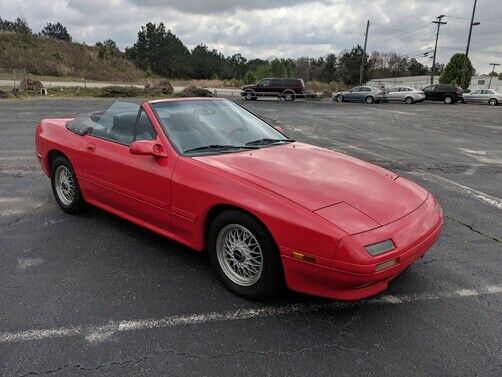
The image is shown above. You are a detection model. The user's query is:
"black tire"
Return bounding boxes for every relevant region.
[336,94,343,102]
[444,95,453,104]
[489,98,498,106]
[244,90,255,101]
[282,90,295,102]
[50,156,87,214]
[208,210,283,299]
[405,96,414,104]
[366,96,374,104]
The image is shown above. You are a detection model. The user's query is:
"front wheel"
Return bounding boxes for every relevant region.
[489,98,498,106]
[444,96,453,104]
[208,211,283,299]
[336,94,343,102]
[51,156,87,214]
[366,96,375,104]
[405,96,414,104]
[244,91,255,101]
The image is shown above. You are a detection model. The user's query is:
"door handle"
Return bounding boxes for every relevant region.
[86,143,96,152]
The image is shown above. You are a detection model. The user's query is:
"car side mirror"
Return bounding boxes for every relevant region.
[130,140,167,158]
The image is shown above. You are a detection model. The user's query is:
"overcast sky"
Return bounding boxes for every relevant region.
[3,0,502,73]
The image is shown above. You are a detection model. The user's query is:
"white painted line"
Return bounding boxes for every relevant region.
[0,209,24,217]
[0,285,500,344]
[0,197,23,203]
[0,156,34,161]
[411,172,502,210]
[17,258,44,270]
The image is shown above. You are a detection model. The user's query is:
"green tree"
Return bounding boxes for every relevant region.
[190,44,228,79]
[321,53,337,82]
[126,22,191,78]
[227,53,247,79]
[338,45,372,85]
[0,17,32,34]
[270,59,286,77]
[254,63,272,80]
[439,53,474,89]
[499,72,502,80]
[40,22,72,41]
[95,39,120,59]
[243,70,257,84]
[407,58,428,76]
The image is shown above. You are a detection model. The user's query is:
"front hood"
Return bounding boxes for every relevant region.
[195,143,428,227]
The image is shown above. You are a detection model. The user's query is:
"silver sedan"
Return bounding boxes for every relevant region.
[334,86,386,104]
[385,86,425,104]
[463,89,502,106]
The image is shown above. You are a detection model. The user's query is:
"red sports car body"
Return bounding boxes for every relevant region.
[35,98,443,300]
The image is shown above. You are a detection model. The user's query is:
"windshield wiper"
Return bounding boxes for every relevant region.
[245,138,295,146]
[184,144,259,154]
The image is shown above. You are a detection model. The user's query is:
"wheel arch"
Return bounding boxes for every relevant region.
[47,149,70,177]
[204,204,280,254]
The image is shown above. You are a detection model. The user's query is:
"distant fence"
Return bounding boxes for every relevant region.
[0,68,27,90]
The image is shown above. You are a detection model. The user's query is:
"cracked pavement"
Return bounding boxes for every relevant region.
[0,98,501,376]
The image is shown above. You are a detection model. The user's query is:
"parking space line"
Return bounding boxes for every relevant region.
[0,284,500,344]
[411,172,502,210]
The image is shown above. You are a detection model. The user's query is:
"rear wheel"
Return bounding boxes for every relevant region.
[51,156,87,214]
[405,96,414,104]
[489,98,498,106]
[208,211,283,299]
[444,95,453,104]
[282,90,295,102]
[366,96,374,104]
[336,94,343,102]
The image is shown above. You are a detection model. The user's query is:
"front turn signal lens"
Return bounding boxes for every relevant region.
[364,239,395,256]
[375,258,398,272]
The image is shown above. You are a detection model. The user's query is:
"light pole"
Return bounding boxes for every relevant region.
[488,63,500,89]
[460,0,480,88]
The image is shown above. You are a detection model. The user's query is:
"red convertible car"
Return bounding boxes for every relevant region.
[35,98,443,300]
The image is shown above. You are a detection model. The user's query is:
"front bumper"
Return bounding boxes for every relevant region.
[281,195,443,300]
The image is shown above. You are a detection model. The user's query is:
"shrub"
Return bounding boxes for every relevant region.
[99,86,141,97]
[20,78,43,92]
[151,80,174,94]
[177,85,213,97]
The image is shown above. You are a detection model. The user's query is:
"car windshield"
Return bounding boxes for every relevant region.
[151,99,291,155]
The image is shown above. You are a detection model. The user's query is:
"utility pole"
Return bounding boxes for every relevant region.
[461,0,480,89]
[488,63,500,89]
[430,15,447,85]
[359,20,370,86]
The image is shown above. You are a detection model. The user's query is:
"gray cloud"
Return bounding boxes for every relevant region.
[2,0,501,72]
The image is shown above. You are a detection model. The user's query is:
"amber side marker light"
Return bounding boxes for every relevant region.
[292,251,316,263]
[375,258,398,272]
[364,239,395,256]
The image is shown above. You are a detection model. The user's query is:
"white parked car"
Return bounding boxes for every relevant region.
[385,86,425,104]
[463,89,501,106]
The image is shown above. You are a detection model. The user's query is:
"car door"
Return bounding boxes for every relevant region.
[423,85,436,100]
[256,79,271,97]
[269,79,283,97]
[468,89,482,102]
[76,102,175,230]
[480,90,492,103]
[345,87,360,101]
[387,88,400,101]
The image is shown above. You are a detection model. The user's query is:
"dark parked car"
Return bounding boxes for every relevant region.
[422,84,463,104]
[241,78,305,101]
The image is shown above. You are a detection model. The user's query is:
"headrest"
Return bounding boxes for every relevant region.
[112,112,137,132]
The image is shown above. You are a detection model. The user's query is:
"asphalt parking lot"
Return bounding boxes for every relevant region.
[0,97,501,376]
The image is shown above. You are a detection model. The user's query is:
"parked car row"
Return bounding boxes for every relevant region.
[241,78,501,106]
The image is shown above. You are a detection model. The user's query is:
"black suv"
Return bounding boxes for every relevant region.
[422,84,464,104]
[241,78,305,101]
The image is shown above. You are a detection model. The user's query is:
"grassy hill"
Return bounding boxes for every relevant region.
[0,32,149,82]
